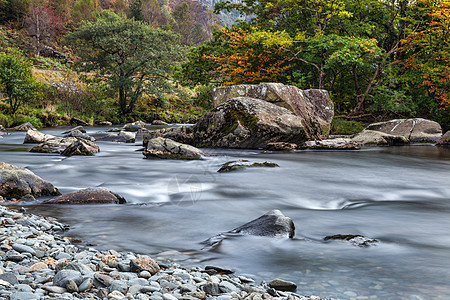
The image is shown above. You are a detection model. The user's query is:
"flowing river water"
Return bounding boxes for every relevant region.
[1,126,450,300]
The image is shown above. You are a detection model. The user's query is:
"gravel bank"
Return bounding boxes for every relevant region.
[0,206,329,300]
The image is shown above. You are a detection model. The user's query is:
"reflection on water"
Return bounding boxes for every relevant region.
[1,127,450,299]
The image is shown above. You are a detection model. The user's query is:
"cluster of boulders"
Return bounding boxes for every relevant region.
[0,206,328,300]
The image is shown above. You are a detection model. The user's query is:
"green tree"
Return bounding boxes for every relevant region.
[0,49,42,114]
[65,10,183,115]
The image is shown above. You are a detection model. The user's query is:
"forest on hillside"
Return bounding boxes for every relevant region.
[0,0,449,131]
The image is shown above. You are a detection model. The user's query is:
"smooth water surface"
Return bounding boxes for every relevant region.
[1,127,449,300]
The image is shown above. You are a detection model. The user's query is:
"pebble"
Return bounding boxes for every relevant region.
[0,205,324,300]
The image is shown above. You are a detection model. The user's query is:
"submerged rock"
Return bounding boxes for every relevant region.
[0,162,60,198]
[365,118,442,143]
[217,160,279,173]
[352,130,409,146]
[212,83,334,138]
[324,234,378,247]
[305,138,360,150]
[193,97,308,149]
[203,210,295,249]
[61,139,100,156]
[42,187,126,204]
[143,137,205,160]
[97,131,136,143]
[436,130,450,147]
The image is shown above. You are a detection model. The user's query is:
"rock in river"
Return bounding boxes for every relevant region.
[203,210,295,249]
[0,162,60,198]
[143,137,205,160]
[42,187,126,204]
[193,97,309,149]
[217,160,279,173]
[324,234,378,247]
[364,118,442,143]
[436,130,450,147]
[61,139,100,156]
[212,83,334,138]
[97,131,136,143]
[352,130,409,146]
[24,130,56,144]
[8,122,36,131]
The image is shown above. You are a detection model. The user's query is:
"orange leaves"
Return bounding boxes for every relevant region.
[203,27,291,86]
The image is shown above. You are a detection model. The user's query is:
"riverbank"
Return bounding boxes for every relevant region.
[0,205,326,300]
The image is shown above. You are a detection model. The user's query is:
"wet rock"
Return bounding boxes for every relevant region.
[19,194,36,202]
[130,255,160,275]
[63,129,95,141]
[265,142,298,151]
[8,122,36,131]
[53,269,83,287]
[365,118,442,143]
[217,160,279,173]
[436,130,450,147]
[97,121,113,126]
[97,131,136,143]
[212,83,334,138]
[70,117,90,126]
[0,162,60,198]
[152,120,168,126]
[204,266,234,275]
[352,130,410,146]
[143,137,205,160]
[269,278,297,292]
[324,234,378,247]
[62,126,86,134]
[143,126,194,146]
[305,138,360,150]
[29,137,79,153]
[42,187,126,204]
[203,210,295,249]
[24,130,56,144]
[61,139,100,156]
[193,97,309,149]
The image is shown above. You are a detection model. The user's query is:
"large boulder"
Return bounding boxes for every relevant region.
[24,130,57,144]
[203,210,295,249]
[436,130,450,147]
[61,139,100,156]
[143,126,194,147]
[143,137,205,160]
[97,131,136,143]
[305,138,360,150]
[365,118,442,143]
[213,83,334,138]
[352,130,410,146]
[192,97,309,149]
[42,187,126,204]
[0,162,60,198]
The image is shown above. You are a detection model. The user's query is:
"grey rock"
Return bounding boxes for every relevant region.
[143,126,194,146]
[130,255,160,275]
[24,130,56,144]
[29,137,79,153]
[61,139,100,156]
[212,83,334,138]
[219,281,239,293]
[436,130,450,147]
[12,244,36,256]
[162,293,178,300]
[8,123,36,131]
[42,187,126,205]
[109,279,128,294]
[352,130,410,146]
[63,126,86,134]
[269,278,297,292]
[53,270,83,287]
[16,284,33,292]
[65,279,79,292]
[63,129,95,141]
[128,284,143,295]
[54,252,72,260]
[42,285,67,293]
[97,131,136,143]
[180,283,197,293]
[94,273,114,286]
[10,292,40,300]
[152,120,168,126]
[0,162,60,198]
[18,194,36,202]
[324,234,378,247]
[217,160,279,173]
[143,137,205,160]
[203,283,220,296]
[0,272,19,285]
[304,138,360,150]
[78,278,93,292]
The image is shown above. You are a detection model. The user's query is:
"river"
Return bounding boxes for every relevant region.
[1,126,449,300]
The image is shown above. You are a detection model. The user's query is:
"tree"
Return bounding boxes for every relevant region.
[65,11,183,115]
[72,0,98,27]
[25,6,64,55]
[0,49,42,114]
